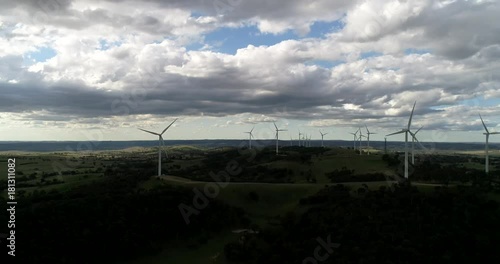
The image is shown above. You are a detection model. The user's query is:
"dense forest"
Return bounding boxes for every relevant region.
[0,161,248,263]
[224,183,500,263]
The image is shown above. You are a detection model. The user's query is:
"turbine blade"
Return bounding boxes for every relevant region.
[415,126,423,134]
[489,132,500,135]
[365,125,370,134]
[138,128,160,136]
[161,118,178,135]
[250,126,254,133]
[407,101,416,129]
[273,122,278,130]
[479,114,490,133]
[386,130,405,137]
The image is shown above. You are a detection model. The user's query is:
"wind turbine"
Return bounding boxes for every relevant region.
[290,135,293,147]
[274,122,287,155]
[365,125,376,155]
[244,127,254,149]
[298,131,303,147]
[386,101,416,179]
[349,129,359,150]
[479,114,499,174]
[384,137,387,153]
[410,126,423,164]
[319,130,328,148]
[358,128,365,155]
[138,118,178,176]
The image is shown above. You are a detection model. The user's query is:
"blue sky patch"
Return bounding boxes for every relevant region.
[203,25,296,54]
[307,20,344,38]
[305,59,344,69]
[361,51,383,59]
[98,39,122,50]
[460,97,500,108]
[25,46,57,64]
[201,20,344,54]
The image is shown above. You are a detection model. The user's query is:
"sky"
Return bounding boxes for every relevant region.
[0,0,499,143]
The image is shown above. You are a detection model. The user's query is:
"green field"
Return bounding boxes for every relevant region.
[2,146,498,264]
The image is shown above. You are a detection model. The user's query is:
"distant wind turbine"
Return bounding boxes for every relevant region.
[480,114,499,174]
[274,122,287,155]
[244,127,254,149]
[298,131,303,147]
[358,128,365,155]
[386,101,417,179]
[349,129,359,150]
[384,137,387,153]
[319,130,328,148]
[138,118,178,176]
[365,125,376,155]
[410,126,423,164]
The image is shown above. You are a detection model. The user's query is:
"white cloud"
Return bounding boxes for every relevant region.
[0,0,499,141]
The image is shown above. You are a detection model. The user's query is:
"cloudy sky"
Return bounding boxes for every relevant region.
[0,0,499,142]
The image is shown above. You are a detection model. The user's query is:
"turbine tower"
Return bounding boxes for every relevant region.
[298,131,302,147]
[480,114,499,174]
[244,127,254,149]
[365,125,376,155]
[274,122,287,155]
[358,128,365,155]
[319,130,328,148]
[386,101,417,179]
[410,126,423,164]
[138,118,178,176]
[349,129,359,150]
[384,137,387,153]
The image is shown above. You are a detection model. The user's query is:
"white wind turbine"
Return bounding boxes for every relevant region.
[349,129,359,150]
[365,125,376,155]
[410,126,423,164]
[480,114,500,174]
[386,101,417,179]
[244,127,254,149]
[274,122,287,155]
[138,118,178,176]
[298,131,303,147]
[358,128,365,154]
[319,130,328,148]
